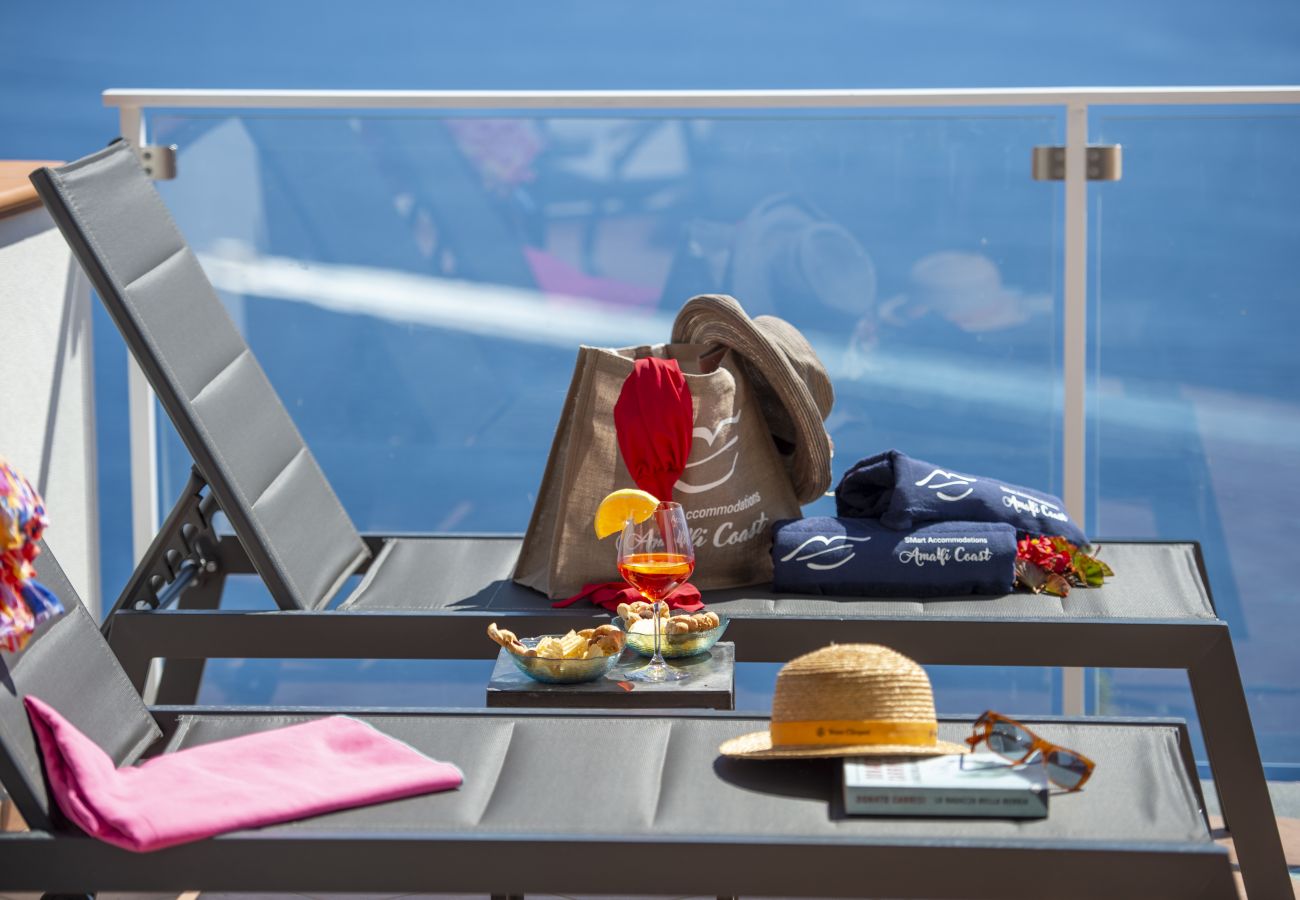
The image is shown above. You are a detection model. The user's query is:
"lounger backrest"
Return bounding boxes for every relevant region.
[0,543,161,831]
[31,142,370,611]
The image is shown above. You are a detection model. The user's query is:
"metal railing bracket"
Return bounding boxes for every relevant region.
[1033,144,1122,181]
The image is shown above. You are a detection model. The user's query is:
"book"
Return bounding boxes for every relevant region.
[842,752,1049,818]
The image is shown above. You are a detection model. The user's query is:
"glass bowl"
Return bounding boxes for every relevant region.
[505,636,623,684]
[613,613,729,659]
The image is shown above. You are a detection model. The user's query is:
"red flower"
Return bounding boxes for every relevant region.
[1017,536,1072,575]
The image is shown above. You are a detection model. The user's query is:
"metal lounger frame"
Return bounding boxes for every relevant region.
[27,143,1290,899]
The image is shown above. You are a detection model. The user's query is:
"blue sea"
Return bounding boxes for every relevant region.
[3,0,1299,771]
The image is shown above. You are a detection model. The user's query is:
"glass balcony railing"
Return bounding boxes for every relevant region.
[95,88,1300,774]
[1088,106,1300,769]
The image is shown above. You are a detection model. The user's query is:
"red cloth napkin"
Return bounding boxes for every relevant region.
[584,359,699,614]
[554,581,704,613]
[613,357,694,501]
[25,695,463,852]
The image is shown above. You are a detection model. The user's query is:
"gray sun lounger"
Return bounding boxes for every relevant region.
[27,141,1290,898]
[0,543,1236,898]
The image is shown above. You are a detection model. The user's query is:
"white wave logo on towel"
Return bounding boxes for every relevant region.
[676,409,741,494]
[780,534,872,571]
[914,467,976,502]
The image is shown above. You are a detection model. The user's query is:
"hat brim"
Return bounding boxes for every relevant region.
[881,289,1051,333]
[672,294,832,503]
[719,729,969,760]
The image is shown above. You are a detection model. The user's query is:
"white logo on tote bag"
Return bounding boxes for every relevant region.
[676,410,741,494]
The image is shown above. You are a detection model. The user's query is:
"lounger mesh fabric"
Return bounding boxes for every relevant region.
[161,712,1206,844]
[344,539,1218,620]
[30,142,368,612]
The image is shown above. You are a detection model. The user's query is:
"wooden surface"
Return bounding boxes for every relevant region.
[487,641,735,710]
[0,161,60,219]
[1211,815,1300,898]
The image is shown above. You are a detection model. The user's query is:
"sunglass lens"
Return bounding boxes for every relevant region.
[1046,749,1090,790]
[985,721,1036,761]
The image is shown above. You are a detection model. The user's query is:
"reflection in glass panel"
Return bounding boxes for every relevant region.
[1091,109,1300,770]
[142,109,1064,712]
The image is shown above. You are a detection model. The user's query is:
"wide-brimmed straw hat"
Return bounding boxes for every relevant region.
[671,293,833,503]
[719,644,969,760]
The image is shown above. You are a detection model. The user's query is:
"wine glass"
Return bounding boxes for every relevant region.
[617,501,695,682]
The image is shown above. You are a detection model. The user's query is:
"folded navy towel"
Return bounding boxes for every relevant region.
[772,518,1017,598]
[835,449,1088,546]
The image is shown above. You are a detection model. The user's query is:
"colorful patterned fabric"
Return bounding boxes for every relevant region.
[0,460,64,651]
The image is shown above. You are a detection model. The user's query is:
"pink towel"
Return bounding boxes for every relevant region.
[25,696,463,852]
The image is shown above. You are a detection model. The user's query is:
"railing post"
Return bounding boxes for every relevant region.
[1061,101,1089,716]
[117,104,160,569]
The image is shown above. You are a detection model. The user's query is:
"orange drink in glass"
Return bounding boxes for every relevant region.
[617,502,695,682]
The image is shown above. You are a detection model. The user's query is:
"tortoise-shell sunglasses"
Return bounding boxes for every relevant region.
[966,711,1096,791]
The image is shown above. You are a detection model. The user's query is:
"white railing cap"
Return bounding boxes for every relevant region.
[103,86,1300,110]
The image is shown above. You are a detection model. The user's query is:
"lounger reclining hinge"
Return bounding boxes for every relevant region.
[101,467,223,637]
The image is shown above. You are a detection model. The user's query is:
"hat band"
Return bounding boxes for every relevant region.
[770,719,937,748]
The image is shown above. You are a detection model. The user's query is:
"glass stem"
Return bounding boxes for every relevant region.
[652,599,664,665]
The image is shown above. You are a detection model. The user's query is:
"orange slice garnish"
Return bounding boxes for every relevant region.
[594,488,659,539]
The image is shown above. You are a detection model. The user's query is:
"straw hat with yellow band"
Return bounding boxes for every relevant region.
[719,644,968,759]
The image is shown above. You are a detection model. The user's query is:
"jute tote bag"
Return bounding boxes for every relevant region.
[514,295,834,599]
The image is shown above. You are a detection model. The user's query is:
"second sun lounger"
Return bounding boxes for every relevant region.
[0,544,1234,898]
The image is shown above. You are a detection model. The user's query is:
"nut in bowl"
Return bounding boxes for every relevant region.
[614,602,728,659]
[486,622,625,684]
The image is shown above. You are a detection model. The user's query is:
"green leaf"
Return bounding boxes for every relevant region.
[1074,554,1107,586]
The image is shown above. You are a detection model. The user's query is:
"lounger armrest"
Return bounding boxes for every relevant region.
[212,533,525,575]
